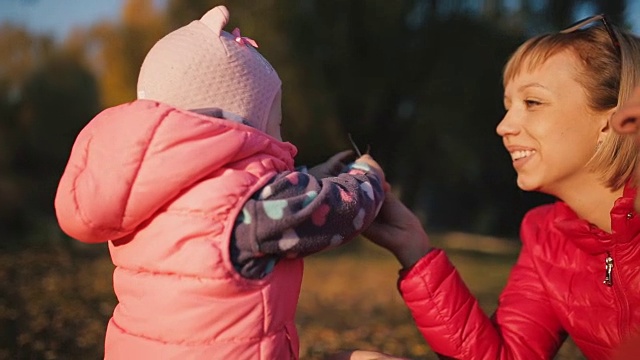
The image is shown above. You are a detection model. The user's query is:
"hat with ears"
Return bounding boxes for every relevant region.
[136,5,281,132]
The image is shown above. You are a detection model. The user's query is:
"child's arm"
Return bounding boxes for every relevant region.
[231,156,385,279]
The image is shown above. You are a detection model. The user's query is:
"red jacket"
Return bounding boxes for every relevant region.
[399,185,640,359]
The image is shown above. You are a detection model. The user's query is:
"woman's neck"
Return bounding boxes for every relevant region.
[552,175,624,233]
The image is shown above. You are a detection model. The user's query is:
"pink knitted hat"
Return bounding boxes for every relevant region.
[137,5,281,132]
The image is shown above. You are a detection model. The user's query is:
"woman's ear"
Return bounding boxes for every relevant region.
[597,108,615,144]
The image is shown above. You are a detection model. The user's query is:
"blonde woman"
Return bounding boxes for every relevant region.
[363,14,640,360]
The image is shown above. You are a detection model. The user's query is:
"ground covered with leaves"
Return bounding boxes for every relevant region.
[0,237,584,359]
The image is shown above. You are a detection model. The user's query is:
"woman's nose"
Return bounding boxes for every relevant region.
[496,110,519,137]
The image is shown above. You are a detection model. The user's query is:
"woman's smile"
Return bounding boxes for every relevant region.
[510,149,536,169]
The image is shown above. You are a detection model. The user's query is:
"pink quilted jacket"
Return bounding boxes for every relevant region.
[55,100,303,359]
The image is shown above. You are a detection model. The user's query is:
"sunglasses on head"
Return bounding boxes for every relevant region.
[560,14,621,56]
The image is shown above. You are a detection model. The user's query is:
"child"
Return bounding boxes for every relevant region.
[54,6,385,360]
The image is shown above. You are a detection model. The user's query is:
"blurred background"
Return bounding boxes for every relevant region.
[0,0,636,359]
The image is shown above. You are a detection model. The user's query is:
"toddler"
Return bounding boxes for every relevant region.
[54,5,385,360]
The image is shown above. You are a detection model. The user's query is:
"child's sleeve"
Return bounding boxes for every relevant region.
[231,163,385,279]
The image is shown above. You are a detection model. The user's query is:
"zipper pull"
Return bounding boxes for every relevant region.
[603,253,614,287]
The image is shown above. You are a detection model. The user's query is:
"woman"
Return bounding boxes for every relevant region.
[362,15,640,360]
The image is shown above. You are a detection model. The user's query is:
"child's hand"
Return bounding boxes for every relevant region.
[308,150,355,179]
[354,154,386,187]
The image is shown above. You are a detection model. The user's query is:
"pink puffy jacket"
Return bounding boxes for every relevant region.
[400,185,640,359]
[55,100,303,359]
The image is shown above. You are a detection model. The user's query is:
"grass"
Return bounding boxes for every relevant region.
[297,237,512,359]
[0,234,585,359]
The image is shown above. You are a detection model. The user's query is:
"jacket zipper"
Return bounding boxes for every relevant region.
[604,249,631,338]
[603,252,614,286]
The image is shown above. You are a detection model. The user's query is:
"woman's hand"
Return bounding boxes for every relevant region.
[363,192,432,269]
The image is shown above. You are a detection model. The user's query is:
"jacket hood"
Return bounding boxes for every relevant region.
[55,99,296,243]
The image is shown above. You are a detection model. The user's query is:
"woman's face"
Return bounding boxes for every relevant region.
[497,50,609,196]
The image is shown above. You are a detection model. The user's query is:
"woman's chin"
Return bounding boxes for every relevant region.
[516,179,547,196]
[516,177,536,192]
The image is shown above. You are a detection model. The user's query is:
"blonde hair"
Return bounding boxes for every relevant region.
[503,22,640,190]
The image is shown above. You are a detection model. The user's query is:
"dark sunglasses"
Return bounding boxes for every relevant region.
[560,14,621,56]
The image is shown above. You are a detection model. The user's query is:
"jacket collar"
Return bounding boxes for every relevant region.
[552,181,640,255]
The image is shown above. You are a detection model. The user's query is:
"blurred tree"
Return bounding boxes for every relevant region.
[16,55,100,241]
[0,24,103,245]
[80,0,166,107]
[165,0,349,164]
[166,0,230,29]
[262,1,537,235]
[370,13,534,236]
[598,0,625,26]
[548,0,577,29]
[0,24,53,91]
[0,0,632,245]
[0,24,54,239]
[162,0,563,236]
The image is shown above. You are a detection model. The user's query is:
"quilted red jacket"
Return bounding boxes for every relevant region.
[399,185,640,359]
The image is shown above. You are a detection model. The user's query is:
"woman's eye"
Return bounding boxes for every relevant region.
[524,99,541,107]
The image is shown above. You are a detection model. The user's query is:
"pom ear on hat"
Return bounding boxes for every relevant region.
[136,4,281,133]
[200,5,229,35]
